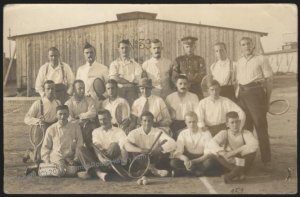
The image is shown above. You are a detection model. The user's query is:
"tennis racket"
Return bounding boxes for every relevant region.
[92,144,130,179]
[29,123,45,163]
[128,131,163,179]
[268,99,290,115]
[115,102,130,128]
[93,78,106,100]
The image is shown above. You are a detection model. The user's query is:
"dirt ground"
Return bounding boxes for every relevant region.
[3,74,298,194]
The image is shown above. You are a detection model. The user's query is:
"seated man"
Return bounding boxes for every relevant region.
[76,110,128,181]
[196,80,245,137]
[128,78,172,135]
[124,111,177,177]
[26,105,84,177]
[165,75,199,139]
[170,112,221,177]
[65,80,97,150]
[206,111,258,183]
[102,79,131,133]
[23,80,61,163]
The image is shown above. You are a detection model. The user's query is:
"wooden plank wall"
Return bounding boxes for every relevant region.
[15,19,263,90]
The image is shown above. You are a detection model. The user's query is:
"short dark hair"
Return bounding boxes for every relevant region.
[84,42,96,51]
[184,111,198,121]
[48,47,60,55]
[151,39,161,44]
[140,111,154,120]
[214,42,227,51]
[240,37,253,45]
[73,79,85,89]
[56,105,69,112]
[43,80,55,89]
[98,109,112,118]
[207,79,221,88]
[226,111,239,122]
[106,79,118,88]
[175,74,188,82]
[118,39,131,47]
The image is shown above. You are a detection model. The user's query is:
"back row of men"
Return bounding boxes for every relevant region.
[26,36,273,177]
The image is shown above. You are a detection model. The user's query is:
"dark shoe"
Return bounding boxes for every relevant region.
[22,149,32,163]
[223,166,243,183]
[25,164,39,176]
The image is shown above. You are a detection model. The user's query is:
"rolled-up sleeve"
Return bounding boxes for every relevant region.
[109,61,118,78]
[64,64,75,88]
[24,100,40,126]
[196,101,206,128]
[240,130,258,156]
[35,65,46,96]
[205,130,226,155]
[261,56,273,78]
[79,98,97,120]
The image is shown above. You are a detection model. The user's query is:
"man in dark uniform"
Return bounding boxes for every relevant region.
[172,36,207,99]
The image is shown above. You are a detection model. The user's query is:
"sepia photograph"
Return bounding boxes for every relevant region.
[3,4,298,194]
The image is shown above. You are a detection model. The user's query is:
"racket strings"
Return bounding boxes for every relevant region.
[269,100,289,115]
[129,154,149,178]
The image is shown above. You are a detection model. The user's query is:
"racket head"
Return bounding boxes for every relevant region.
[268,99,290,115]
[115,102,130,126]
[29,125,45,148]
[128,154,150,178]
[93,78,106,99]
[200,75,209,93]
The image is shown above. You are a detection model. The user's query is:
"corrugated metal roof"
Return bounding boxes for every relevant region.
[8,17,268,40]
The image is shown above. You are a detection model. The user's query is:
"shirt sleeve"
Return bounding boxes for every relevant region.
[173,132,185,157]
[131,100,139,117]
[260,56,273,78]
[126,130,137,145]
[24,100,40,125]
[157,99,172,127]
[35,65,46,96]
[239,130,259,156]
[109,61,118,78]
[65,99,76,122]
[76,67,81,80]
[196,101,205,128]
[79,98,97,120]
[159,132,177,154]
[205,130,227,155]
[92,129,102,147]
[64,63,75,88]
[41,127,53,163]
[133,62,143,83]
[102,66,109,83]
[203,132,213,155]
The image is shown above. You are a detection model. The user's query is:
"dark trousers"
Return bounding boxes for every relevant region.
[208,123,227,137]
[128,151,171,170]
[170,120,186,140]
[190,84,204,100]
[170,152,222,176]
[237,84,271,162]
[79,119,98,151]
[220,85,236,102]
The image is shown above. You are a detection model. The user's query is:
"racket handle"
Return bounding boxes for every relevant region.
[148,131,163,154]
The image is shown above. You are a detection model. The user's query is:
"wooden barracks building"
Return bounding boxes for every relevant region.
[8,11,268,96]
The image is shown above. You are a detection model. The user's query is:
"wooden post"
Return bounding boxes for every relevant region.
[3,48,16,87]
[26,41,31,97]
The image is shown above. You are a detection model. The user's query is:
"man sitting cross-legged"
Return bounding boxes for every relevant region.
[196,80,245,137]
[170,111,222,177]
[65,80,98,150]
[76,110,128,181]
[206,111,258,183]
[165,74,199,140]
[124,111,176,177]
[26,105,83,177]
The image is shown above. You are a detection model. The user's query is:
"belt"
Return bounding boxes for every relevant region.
[239,81,262,90]
[112,123,118,127]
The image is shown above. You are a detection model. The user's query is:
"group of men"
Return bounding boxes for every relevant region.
[23,35,273,184]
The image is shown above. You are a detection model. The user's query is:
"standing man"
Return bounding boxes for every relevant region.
[210,42,237,101]
[65,80,97,150]
[142,39,174,99]
[109,39,142,106]
[76,42,108,105]
[172,36,207,99]
[235,37,273,169]
[23,80,61,163]
[35,47,75,104]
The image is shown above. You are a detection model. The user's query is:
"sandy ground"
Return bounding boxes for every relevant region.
[3,74,298,194]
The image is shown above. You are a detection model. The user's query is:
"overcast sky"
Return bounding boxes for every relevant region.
[3,4,298,57]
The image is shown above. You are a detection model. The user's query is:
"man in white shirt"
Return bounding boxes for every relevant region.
[196,80,245,137]
[170,112,221,177]
[235,37,273,169]
[109,39,142,106]
[206,111,258,183]
[210,42,236,101]
[35,47,75,104]
[165,75,199,139]
[102,79,131,133]
[124,111,177,177]
[128,78,172,135]
[65,80,98,150]
[142,39,174,99]
[76,42,108,102]
[76,110,128,181]
[23,80,61,163]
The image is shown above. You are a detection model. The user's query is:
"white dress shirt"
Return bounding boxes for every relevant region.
[76,61,108,99]
[102,97,131,125]
[196,96,245,128]
[131,95,171,127]
[236,54,273,85]
[142,57,173,98]
[92,126,128,164]
[165,92,199,120]
[210,58,236,86]
[35,62,75,96]
[126,127,177,154]
[174,128,212,156]
[24,97,61,125]
[109,57,142,88]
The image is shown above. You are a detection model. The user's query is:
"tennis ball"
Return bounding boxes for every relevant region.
[137,179,143,185]
[142,179,148,185]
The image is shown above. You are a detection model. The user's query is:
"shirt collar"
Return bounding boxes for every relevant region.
[242,54,255,61]
[217,58,230,64]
